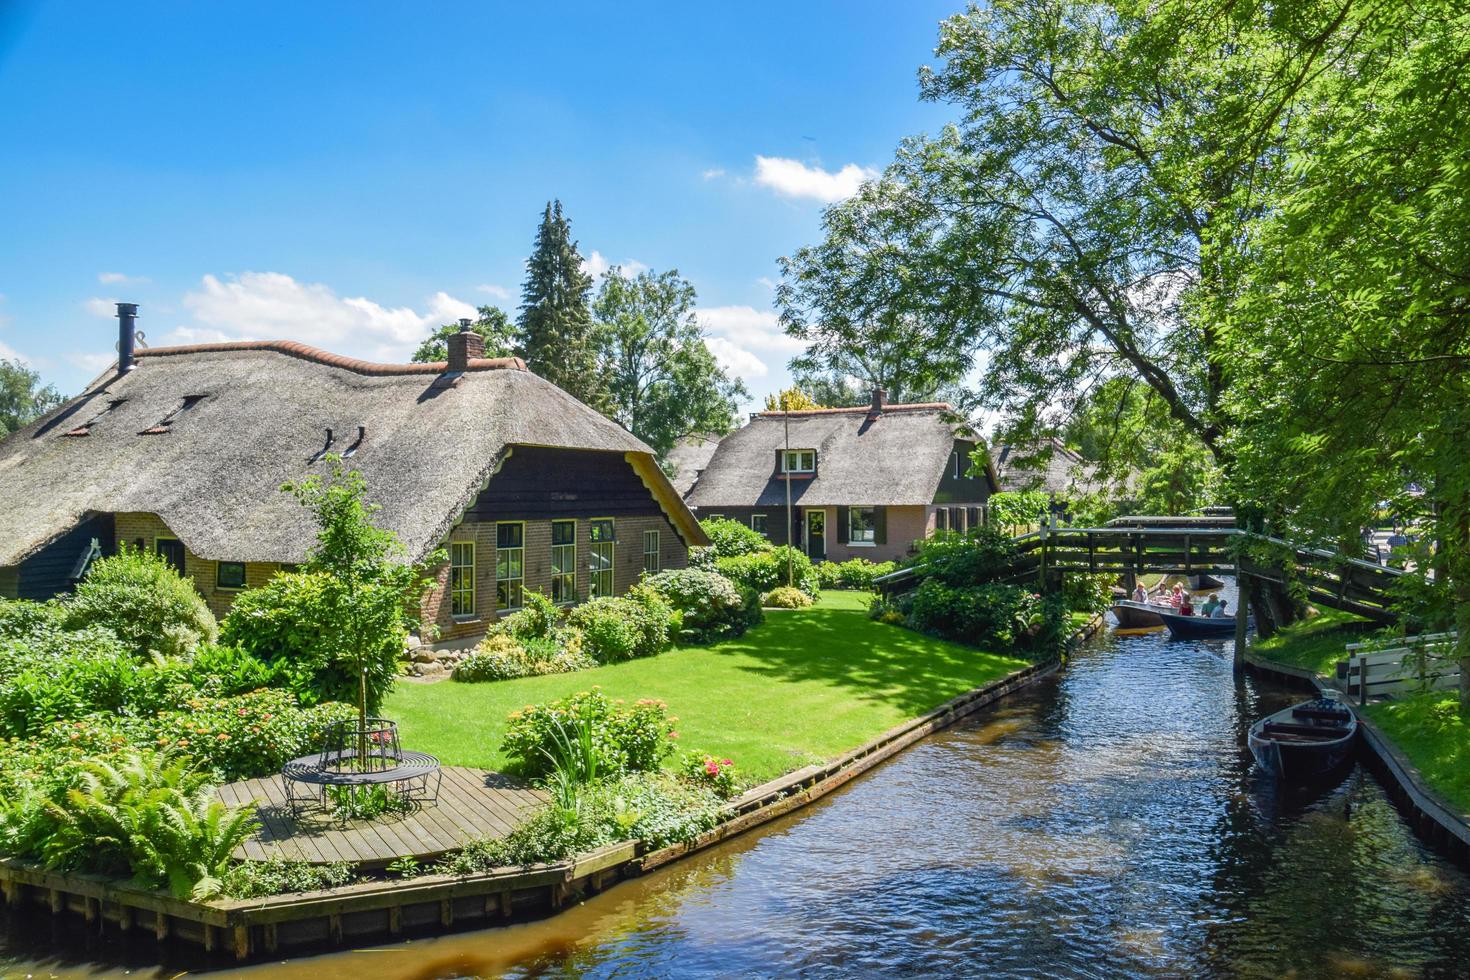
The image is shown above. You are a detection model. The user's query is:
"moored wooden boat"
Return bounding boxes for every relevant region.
[1156,608,1238,638]
[1186,573,1225,590]
[1248,698,1357,781]
[1111,600,1169,629]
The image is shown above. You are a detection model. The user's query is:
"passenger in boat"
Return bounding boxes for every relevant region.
[1179,594,1194,616]
[1132,583,1148,603]
[1169,583,1185,608]
[1200,593,1221,617]
[1211,598,1230,619]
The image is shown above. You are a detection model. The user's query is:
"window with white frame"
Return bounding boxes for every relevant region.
[849,507,876,544]
[751,513,768,536]
[450,541,476,617]
[643,529,660,573]
[953,451,962,478]
[495,523,524,611]
[781,450,816,474]
[551,520,576,604]
[589,519,615,597]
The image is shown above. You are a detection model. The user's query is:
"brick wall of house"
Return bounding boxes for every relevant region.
[114,512,280,620]
[420,513,689,649]
[813,504,932,564]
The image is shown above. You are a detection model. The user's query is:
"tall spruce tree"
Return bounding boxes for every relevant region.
[517,201,608,409]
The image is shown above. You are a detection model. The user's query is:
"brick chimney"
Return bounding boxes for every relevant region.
[116,302,139,373]
[868,386,888,420]
[446,319,484,372]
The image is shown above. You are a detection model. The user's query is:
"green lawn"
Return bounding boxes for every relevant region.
[387,590,1029,784]
[1248,607,1382,676]
[1365,693,1470,814]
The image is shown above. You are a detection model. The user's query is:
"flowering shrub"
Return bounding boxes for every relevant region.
[763,586,813,609]
[679,752,739,798]
[453,633,595,682]
[646,568,752,642]
[503,689,676,779]
[1061,571,1115,614]
[141,689,355,781]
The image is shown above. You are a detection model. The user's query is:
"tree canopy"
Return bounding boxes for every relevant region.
[591,267,746,457]
[517,200,608,410]
[0,359,63,438]
[410,307,516,364]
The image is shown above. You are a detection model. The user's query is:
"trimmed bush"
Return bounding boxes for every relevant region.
[816,559,897,591]
[0,598,66,644]
[763,586,813,609]
[699,518,771,558]
[906,526,1019,587]
[1061,572,1114,614]
[907,580,1045,650]
[646,568,751,642]
[568,592,670,663]
[497,590,559,641]
[714,546,819,598]
[502,689,676,779]
[62,549,217,659]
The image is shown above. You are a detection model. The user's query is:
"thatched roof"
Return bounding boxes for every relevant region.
[0,341,695,566]
[992,439,1108,497]
[664,432,722,497]
[686,403,995,508]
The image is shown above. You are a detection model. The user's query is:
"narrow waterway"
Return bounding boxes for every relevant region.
[5,618,1470,978]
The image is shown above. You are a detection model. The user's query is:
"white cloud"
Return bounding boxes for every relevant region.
[98,272,149,285]
[0,338,24,364]
[477,283,513,301]
[66,351,114,373]
[756,276,777,290]
[85,297,118,318]
[704,336,768,379]
[701,167,726,180]
[176,272,476,363]
[580,252,648,282]
[753,155,877,203]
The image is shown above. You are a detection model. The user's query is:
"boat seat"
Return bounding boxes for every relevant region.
[1292,706,1350,722]
[1263,721,1350,739]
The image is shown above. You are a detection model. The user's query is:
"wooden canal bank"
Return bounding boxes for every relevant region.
[1243,652,1470,868]
[0,615,1103,962]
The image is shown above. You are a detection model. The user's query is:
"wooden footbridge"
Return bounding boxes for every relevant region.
[881,515,1405,623]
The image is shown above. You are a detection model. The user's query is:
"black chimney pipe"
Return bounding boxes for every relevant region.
[116,303,139,373]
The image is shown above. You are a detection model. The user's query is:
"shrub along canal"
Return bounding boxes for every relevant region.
[4,616,1470,977]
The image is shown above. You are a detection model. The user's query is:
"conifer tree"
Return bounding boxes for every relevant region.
[517,201,607,409]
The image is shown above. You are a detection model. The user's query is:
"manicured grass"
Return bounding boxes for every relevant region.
[1365,692,1470,814]
[387,590,1029,784]
[1248,607,1382,676]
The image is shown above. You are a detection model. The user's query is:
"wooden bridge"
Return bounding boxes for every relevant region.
[881,516,1405,623]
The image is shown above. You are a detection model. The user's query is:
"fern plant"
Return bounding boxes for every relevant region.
[39,749,256,899]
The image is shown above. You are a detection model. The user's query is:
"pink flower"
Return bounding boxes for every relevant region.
[721,759,733,767]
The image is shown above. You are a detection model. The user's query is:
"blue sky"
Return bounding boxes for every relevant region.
[0,1,959,408]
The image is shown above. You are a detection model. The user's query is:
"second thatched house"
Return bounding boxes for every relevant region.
[684,389,999,563]
[0,306,706,648]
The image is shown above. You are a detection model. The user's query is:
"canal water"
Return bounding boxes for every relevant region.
[5,619,1470,978]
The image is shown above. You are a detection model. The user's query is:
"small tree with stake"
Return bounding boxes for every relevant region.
[283,458,441,768]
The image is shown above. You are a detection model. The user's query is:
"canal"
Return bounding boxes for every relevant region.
[5,619,1470,978]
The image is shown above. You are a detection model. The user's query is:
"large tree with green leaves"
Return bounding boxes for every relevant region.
[591,267,746,458]
[410,306,516,363]
[0,358,63,438]
[517,201,607,409]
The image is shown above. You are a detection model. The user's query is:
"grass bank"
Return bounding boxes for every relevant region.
[1249,610,1470,815]
[388,590,1030,784]
[1248,608,1380,676]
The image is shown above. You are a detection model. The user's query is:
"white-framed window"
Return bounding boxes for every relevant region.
[849,507,877,544]
[643,529,660,574]
[589,519,615,598]
[953,451,962,478]
[450,541,476,617]
[751,513,768,537]
[495,523,524,611]
[551,520,576,604]
[781,450,816,474]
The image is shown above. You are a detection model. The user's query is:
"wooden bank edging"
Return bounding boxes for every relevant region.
[0,617,1098,961]
[1243,651,1470,862]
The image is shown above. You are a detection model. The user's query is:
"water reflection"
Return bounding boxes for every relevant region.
[3,625,1469,978]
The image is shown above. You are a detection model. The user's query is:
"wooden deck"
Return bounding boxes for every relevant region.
[217,767,546,867]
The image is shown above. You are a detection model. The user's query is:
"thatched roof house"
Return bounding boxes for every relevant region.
[664,431,723,497]
[684,389,999,563]
[992,438,1110,498]
[0,309,704,646]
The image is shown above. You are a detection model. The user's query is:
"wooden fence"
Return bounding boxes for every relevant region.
[1337,632,1461,704]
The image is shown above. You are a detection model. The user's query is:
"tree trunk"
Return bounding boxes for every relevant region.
[1249,579,1276,639]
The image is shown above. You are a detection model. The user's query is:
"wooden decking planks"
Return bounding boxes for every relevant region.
[219,767,546,866]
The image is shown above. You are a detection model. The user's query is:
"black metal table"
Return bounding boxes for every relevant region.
[281,749,442,817]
